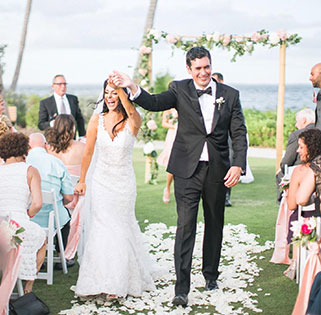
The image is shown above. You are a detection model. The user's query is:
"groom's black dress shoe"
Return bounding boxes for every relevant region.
[205,279,219,291]
[172,294,188,307]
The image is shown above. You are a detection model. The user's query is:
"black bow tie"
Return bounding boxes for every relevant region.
[196,86,212,97]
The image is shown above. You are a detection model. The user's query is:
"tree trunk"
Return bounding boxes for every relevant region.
[10,0,33,92]
[0,46,9,115]
[134,0,158,82]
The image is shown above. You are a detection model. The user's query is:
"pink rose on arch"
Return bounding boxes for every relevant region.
[260,34,268,40]
[166,34,179,44]
[222,35,231,46]
[251,32,261,42]
[146,120,157,131]
[139,45,152,55]
[277,30,289,41]
[138,68,148,77]
[301,224,312,234]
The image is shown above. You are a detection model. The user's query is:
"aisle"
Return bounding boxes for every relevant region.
[60,222,273,315]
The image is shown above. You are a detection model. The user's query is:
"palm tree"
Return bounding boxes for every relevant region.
[0,45,6,96]
[134,0,158,83]
[10,0,33,91]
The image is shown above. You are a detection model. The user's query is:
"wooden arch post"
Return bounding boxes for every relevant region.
[144,51,154,183]
[275,43,286,171]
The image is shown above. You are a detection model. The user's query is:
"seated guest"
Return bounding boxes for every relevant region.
[285,129,321,277]
[276,108,315,202]
[0,132,46,293]
[288,129,321,210]
[26,133,74,269]
[297,153,321,207]
[0,96,13,131]
[0,120,9,136]
[45,114,85,176]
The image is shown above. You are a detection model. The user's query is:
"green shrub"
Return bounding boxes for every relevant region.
[25,94,42,128]
[4,90,27,127]
[244,108,297,148]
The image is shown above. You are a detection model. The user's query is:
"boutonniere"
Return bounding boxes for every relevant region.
[215,97,225,111]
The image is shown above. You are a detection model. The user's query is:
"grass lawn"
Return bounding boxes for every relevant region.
[32,149,299,314]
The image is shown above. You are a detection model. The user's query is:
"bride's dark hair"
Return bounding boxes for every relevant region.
[93,79,128,137]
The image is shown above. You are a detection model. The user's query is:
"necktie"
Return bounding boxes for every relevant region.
[196,86,212,97]
[60,97,67,114]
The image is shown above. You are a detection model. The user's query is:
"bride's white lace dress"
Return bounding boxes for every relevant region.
[75,115,155,297]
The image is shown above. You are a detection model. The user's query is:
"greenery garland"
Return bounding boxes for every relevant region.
[137,29,301,89]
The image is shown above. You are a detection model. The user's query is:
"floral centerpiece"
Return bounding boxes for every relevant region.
[0,219,25,251]
[138,111,159,185]
[290,217,318,247]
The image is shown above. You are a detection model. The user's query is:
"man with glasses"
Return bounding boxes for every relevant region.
[38,74,86,137]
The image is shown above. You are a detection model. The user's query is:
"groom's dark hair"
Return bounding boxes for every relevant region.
[186,47,211,68]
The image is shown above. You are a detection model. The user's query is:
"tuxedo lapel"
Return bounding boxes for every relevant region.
[66,95,75,116]
[211,82,223,132]
[187,80,207,132]
[49,96,58,120]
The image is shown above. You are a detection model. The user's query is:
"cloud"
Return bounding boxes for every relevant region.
[1,0,321,84]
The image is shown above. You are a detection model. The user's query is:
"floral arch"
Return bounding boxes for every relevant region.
[137,29,301,183]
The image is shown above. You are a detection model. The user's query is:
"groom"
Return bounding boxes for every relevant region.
[112,47,247,306]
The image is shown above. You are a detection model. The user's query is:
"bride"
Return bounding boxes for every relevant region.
[74,76,155,298]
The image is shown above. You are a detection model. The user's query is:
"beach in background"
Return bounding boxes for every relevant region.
[12,83,315,112]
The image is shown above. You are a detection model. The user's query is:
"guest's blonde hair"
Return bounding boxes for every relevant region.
[0,120,9,137]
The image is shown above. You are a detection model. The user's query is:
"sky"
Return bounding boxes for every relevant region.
[1,0,320,86]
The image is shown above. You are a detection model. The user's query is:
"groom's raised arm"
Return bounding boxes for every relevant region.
[112,71,177,112]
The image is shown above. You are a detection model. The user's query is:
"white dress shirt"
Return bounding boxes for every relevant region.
[53,93,71,115]
[195,80,216,161]
[129,79,217,161]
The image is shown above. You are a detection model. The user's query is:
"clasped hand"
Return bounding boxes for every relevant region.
[75,182,86,196]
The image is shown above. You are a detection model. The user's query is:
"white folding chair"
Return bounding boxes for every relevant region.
[296,204,315,287]
[37,189,67,285]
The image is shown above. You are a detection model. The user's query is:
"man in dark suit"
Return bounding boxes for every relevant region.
[276,108,315,202]
[38,74,86,137]
[112,47,247,306]
[310,63,321,129]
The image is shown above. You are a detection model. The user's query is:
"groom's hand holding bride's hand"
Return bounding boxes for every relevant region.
[110,70,138,95]
[75,182,86,195]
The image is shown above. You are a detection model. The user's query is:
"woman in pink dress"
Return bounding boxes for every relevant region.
[45,114,85,176]
[157,108,177,203]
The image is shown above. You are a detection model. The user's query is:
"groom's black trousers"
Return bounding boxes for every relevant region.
[173,161,227,295]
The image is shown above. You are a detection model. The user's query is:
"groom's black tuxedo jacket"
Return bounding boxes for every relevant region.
[135,78,247,180]
[38,94,86,137]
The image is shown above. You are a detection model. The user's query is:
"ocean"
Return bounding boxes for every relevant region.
[15,83,316,112]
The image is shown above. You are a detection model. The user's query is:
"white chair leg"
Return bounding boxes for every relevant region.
[56,229,68,274]
[17,278,24,296]
[296,245,300,285]
[47,212,54,285]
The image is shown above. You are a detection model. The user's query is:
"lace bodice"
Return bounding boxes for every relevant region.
[95,114,135,168]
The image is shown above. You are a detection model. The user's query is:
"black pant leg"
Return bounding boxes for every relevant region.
[202,177,226,281]
[173,162,208,295]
